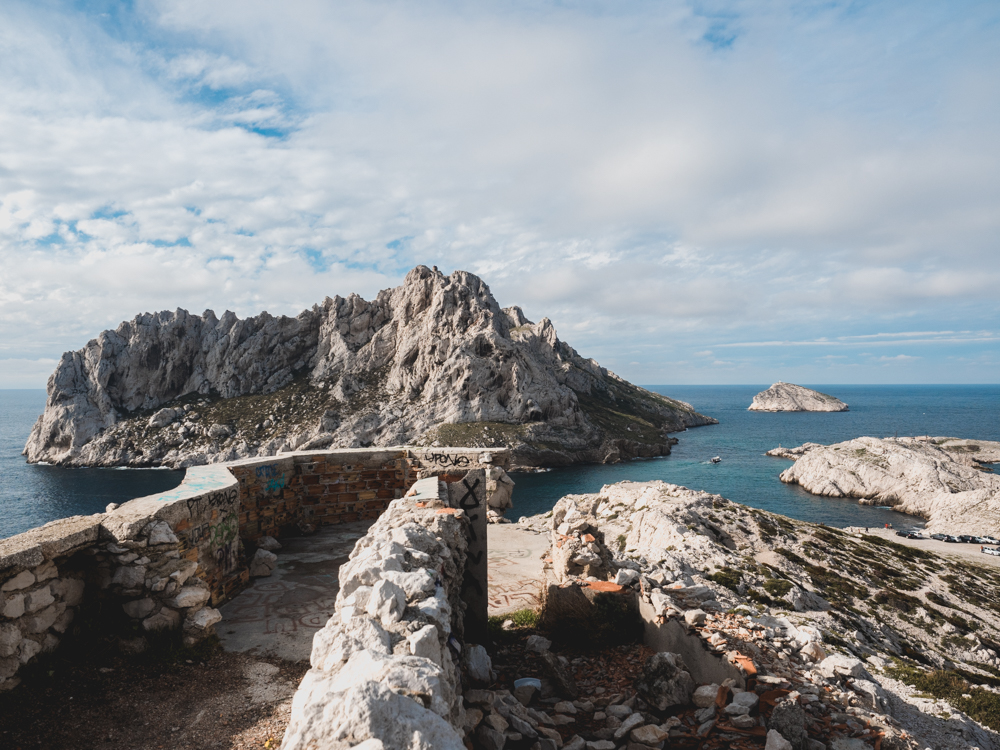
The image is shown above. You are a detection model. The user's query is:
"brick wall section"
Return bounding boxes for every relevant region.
[228,449,413,543]
[229,448,510,544]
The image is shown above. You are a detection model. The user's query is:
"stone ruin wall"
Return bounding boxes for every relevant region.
[280,476,474,749]
[0,446,508,693]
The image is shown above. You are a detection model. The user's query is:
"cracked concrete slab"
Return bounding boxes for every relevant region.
[218,520,373,662]
[488,524,547,616]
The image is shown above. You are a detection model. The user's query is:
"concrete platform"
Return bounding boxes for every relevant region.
[218,520,373,662]
[487,524,548,616]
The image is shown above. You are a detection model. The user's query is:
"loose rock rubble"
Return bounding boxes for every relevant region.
[492,480,1000,750]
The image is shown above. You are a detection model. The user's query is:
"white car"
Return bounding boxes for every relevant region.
[982,547,1000,557]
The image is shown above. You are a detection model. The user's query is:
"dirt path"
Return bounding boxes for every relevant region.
[0,643,307,750]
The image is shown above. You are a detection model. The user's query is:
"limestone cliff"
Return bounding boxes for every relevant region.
[748,382,848,412]
[770,436,1000,534]
[23,265,715,468]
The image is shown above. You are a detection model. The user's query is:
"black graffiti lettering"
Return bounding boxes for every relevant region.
[185,487,239,517]
[427,453,471,468]
[207,487,239,508]
[458,478,481,509]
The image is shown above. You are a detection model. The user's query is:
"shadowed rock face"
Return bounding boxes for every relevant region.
[23,266,715,468]
[749,382,848,412]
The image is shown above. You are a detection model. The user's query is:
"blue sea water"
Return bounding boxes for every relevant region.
[0,391,184,540]
[2,385,999,540]
[511,385,1000,529]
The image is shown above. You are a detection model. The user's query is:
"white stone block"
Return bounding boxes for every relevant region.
[2,571,35,592]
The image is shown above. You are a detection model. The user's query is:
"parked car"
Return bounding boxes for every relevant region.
[943,536,960,543]
[957,535,976,543]
[905,532,924,540]
[895,530,909,537]
[930,534,948,541]
[980,536,1000,545]
[983,547,1000,557]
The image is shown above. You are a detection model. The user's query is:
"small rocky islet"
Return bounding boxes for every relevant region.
[749,384,849,413]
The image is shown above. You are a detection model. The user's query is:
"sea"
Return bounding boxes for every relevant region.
[2,385,999,541]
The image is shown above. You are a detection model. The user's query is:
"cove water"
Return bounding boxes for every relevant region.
[513,385,1000,529]
[2,385,999,540]
[0,391,184,540]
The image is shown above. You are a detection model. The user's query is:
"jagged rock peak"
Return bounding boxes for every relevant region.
[24,265,716,468]
[748,382,848,412]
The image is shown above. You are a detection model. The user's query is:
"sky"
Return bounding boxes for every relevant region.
[1,0,998,388]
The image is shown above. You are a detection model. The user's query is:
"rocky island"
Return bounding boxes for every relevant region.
[770,436,1000,534]
[22,265,715,469]
[749,383,849,412]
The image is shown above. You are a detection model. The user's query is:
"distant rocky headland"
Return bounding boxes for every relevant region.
[22,266,715,469]
[770,436,1000,534]
[749,383,849,412]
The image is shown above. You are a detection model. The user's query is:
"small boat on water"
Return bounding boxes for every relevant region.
[711,456,722,464]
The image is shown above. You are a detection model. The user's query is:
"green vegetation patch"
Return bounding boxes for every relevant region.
[488,608,539,645]
[886,661,1000,731]
[574,390,664,444]
[873,588,923,614]
[775,548,806,565]
[804,563,867,605]
[429,420,530,449]
[763,579,793,598]
[706,568,742,592]
[860,534,936,564]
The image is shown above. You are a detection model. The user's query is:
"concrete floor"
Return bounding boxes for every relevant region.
[218,520,374,662]
[217,520,550,663]
[486,524,548,616]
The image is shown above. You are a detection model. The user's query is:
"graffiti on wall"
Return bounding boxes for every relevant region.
[211,511,240,573]
[186,487,238,516]
[255,464,286,493]
[424,453,471,469]
[185,486,241,575]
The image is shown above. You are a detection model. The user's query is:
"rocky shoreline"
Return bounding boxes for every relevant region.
[770,436,1000,535]
[22,266,714,470]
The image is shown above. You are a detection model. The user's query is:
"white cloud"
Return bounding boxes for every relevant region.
[0,0,998,387]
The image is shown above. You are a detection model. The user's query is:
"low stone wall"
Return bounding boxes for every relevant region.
[281,477,471,749]
[0,446,509,693]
